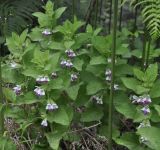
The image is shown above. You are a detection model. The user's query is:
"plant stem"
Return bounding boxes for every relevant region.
[0,55,4,135]
[94,0,99,28]
[108,0,118,149]
[141,27,147,70]
[72,0,75,20]
[108,0,112,34]
[119,0,123,31]
[146,39,151,68]
[99,0,103,24]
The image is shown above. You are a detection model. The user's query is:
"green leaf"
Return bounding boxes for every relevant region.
[16,92,40,105]
[46,131,63,150]
[121,77,140,92]
[3,88,16,102]
[154,105,160,116]
[115,133,144,150]
[0,136,16,150]
[73,58,84,71]
[80,107,103,122]
[145,63,158,83]
[89,56,106,65]
[66,83,81,100]
[92,36,109,55]
[32,49,49,67]
[47,108,70,126]
[150,80,160,98]
[133,68,144,81]
[114,92,137,119]
[137,127,160,150]
[49,42,65,50]
[55,7,66,19]
[86,80,105,95]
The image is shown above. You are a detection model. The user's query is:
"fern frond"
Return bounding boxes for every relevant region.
[132,0,160,39]
[0,0,43,37]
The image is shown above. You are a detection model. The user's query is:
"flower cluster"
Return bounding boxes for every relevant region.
[13,85,22,95]
[130,94,151,115]
[36,76,50,84]
[105,69,112,81]
[46,103,58,111]
[60,59,73,68]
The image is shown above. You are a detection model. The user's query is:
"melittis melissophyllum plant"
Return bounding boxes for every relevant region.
[1,1,123,149]
[2,0,160,149]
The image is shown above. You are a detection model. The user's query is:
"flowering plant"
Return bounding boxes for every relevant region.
[2,1,160,150]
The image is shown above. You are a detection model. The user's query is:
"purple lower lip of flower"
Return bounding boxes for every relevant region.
[141,107,150,115]
[36,76,50,84]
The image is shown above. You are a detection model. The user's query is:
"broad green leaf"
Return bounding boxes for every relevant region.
[154,105,160,116]
[86,80,105,95]
[74,58,84,71]
[89,56,106,65]
[150,80,160,98]
[80,107,103,122]
[145,63,158,83]
[47,108,70,126]
[55,7,66,19]
[133,68,144,81]
[49,42,65,50]
[115,133,145,150]
[46,131,63,150]
[0,136,16,150]
[92,36,109,55]
[137,127,160,150]
[121,77,140,92]
[16,92,40,105]
[66,83,81,100]
[3,88,16,102]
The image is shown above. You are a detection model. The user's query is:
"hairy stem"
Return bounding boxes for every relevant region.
[108,0,118,149]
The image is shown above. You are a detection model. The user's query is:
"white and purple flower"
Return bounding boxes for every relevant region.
[51,72,58,79]
[42,29,52,36]
[13,85,21,95]
[105,69,112,81]
[46,103,58,111]
[141,106,150,115]
[36,76,50,84]
[10,62,18,68]
[65,49,76,58]
[71,74,78,82]
[92,95,103,104]
[34,87,45,97]
[41,119,48,127]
